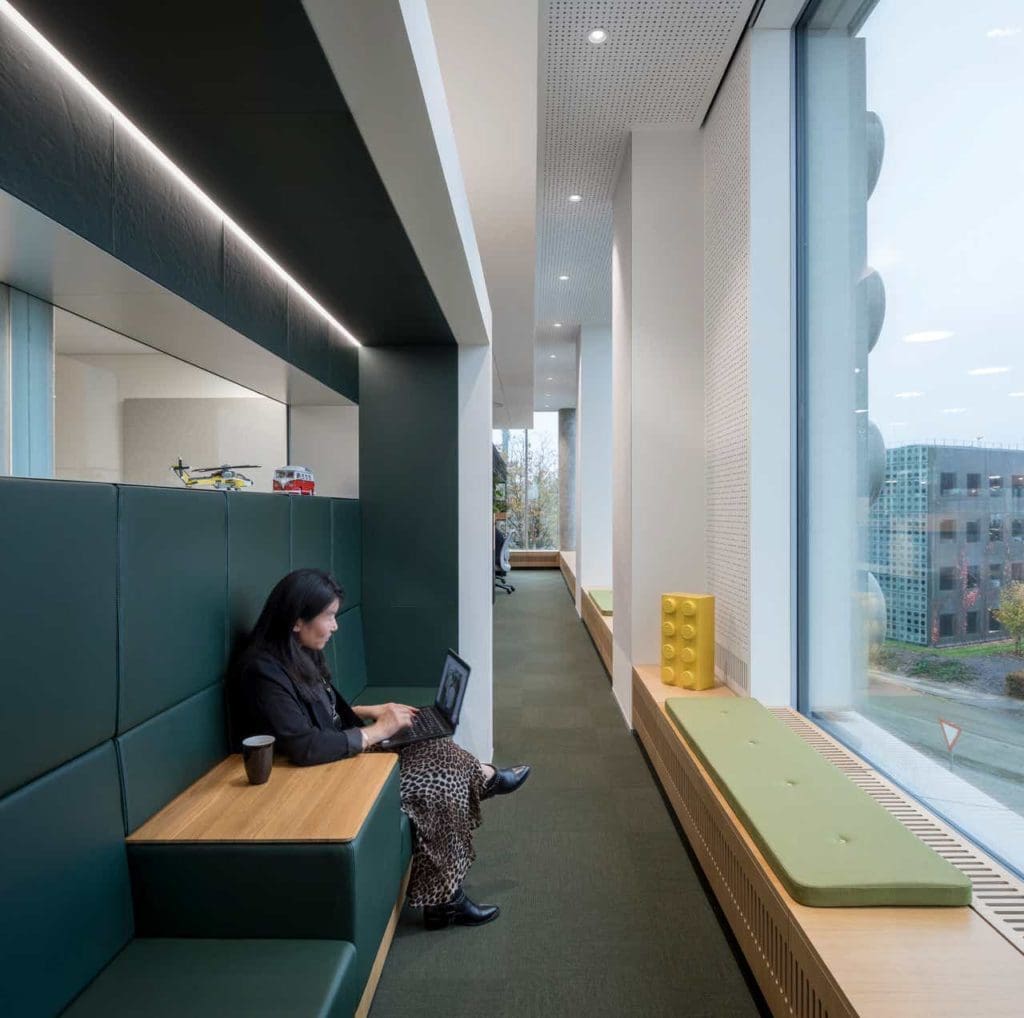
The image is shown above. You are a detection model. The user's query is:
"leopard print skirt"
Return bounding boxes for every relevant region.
[393,737,486,907]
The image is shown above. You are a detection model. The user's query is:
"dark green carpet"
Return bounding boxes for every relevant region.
[371,570,765,1017]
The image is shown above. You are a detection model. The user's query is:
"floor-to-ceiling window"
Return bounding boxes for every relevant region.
[493,412,560,550]
[798,0,1024,876]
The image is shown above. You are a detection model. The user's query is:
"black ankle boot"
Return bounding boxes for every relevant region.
[423,888,500,930]
[482,764,531,800]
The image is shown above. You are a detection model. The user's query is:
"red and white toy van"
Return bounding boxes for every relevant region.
[273,466,316,495]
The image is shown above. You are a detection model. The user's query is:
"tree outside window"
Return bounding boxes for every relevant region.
[493,413,560,550]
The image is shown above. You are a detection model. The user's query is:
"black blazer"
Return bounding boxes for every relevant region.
[241,652,364,766]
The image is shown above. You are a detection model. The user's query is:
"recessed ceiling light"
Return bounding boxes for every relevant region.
[546,377,553,381]
[545,393,550,397]
[903,330,953,344]
[553,322,563,327]
[568,194,583,202]
[1009,392,1024,397]
[549,354,556,359]
[942,408,967,414]
[894,391,923,399]
[588,28,608,45]
[969,366,1011,375]
[558,274,569,281]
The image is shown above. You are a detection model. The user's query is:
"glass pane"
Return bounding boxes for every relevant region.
[799,0,1024,876]
[492,412,560,550]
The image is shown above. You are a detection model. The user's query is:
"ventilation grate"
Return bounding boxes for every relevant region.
[768,707,1024,956]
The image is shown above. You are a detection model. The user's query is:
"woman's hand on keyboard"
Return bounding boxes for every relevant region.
[365,703,418,745]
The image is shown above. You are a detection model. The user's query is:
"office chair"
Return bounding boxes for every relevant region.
[494,527,515,594]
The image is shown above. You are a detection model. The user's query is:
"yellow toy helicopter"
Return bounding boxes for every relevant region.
[171,459,259,491]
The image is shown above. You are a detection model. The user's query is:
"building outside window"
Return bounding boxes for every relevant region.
[492,412,560,550]
[799,0,1024,877]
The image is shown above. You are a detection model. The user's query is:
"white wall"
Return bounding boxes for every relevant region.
[55,356,121,483]
[289,405,359,498]
[704,35,752,695]
[611,143,634,721]
[455,344,493,762]
[575,324,613,617]
[122,398,287,491]
[612,127,706,722]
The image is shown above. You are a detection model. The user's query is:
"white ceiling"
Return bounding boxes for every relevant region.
[533,0,755,418]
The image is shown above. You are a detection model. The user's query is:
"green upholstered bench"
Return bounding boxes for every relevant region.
[587,588,614,616]
[64,939,359,1017]
[665,698,972,907]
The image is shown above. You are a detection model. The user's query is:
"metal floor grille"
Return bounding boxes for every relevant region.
[769,707,1024,956]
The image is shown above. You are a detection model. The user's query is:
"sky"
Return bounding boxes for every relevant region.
[863,1,1024,449]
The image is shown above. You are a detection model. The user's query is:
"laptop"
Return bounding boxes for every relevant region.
[378,649,471,749]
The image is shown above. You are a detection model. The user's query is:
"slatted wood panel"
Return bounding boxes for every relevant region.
[559,551,577,600]
[581,589,613,679]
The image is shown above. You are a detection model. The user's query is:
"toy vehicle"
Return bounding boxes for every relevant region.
[172,459,258,491]
[273,465,316,495]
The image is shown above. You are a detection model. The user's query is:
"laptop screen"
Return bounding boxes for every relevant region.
[435,650,470,725]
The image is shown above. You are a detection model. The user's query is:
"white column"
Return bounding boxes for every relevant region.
[455,344,493,762]
[575,324,613,617]
[748,28,795,705]
[612,128,706,723]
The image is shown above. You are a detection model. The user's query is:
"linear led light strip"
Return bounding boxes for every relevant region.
[0,1,361,348]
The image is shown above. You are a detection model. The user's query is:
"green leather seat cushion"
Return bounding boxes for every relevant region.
[64,938,359,1018]
[588,588,614,616]
[665,698,972,907]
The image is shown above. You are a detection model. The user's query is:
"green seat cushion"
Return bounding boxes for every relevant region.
[588,588,614,616]
[665,698,972,907]
[352,686,437,708]
[64,938,359,1018]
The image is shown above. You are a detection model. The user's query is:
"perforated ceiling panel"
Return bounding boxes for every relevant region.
[536,0,754,374]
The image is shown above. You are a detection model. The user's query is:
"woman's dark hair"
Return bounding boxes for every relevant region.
[241,568,344,701]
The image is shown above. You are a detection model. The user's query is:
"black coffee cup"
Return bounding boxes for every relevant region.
[242,735,275,785]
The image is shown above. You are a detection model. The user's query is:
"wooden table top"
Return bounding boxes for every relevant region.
[127,752,399,844]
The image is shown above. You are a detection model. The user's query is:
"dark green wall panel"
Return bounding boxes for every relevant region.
[359,346,458,686]
[331,498,362,608]
[117,684,227,833]
[0,743,133,1018]
[112,129,225,321]
[222,229,288,360]
[333,607,367,702]
[0,479,117,798]
[287,289,330,383]
[118,487,227,731]
[290,496,332,573]
[227,493,291,646]
[0,22,114,250]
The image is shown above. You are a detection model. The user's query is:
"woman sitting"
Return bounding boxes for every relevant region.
[237,568,530,929]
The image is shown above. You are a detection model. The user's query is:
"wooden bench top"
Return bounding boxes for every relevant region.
[127,752,399,844]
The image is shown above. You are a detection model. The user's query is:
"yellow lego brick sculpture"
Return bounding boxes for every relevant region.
[661,593,715,690]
